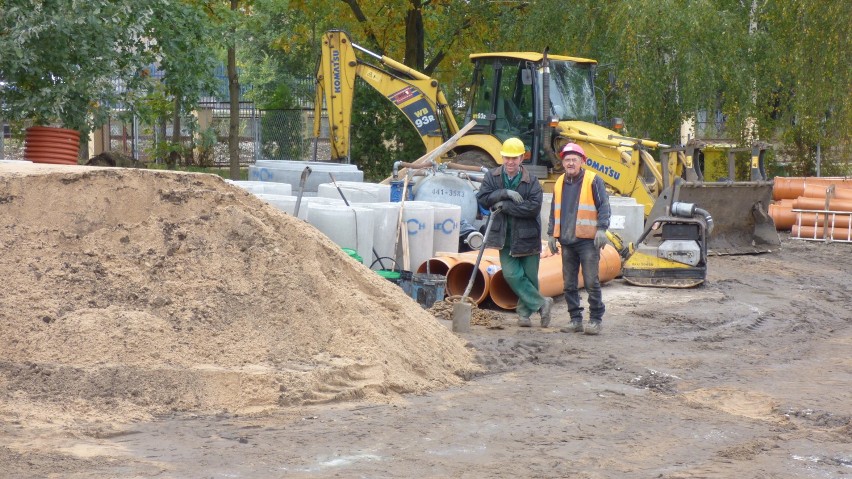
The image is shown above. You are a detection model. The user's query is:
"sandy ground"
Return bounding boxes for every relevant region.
[1,164,850,478]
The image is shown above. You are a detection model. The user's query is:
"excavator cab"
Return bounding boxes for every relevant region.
[463,53,599,172]
[465,58,535,157]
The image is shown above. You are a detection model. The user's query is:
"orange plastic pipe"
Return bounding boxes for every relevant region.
[802,184,852,201]
[793,196,852,212]
[445,257,499,305]
[768,203,796,230]
[773,177,852,200]
[794,211,851,229]
[792,225,852,241]
[489,244,622,311]
[416,256,459,276]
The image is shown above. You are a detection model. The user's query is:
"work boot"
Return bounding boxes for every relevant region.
[517,315,532,328]
[560,320,584,333]
[539,297,554,328]
[584,320,602,335]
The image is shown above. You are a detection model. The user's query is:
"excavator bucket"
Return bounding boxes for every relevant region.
[649,181,780,255]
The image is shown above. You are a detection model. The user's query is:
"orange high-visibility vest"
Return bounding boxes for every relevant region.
[553,171,598,239]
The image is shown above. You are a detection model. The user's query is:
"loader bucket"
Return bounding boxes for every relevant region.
[648,181,780,255]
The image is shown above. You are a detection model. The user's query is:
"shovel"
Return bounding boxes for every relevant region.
[451,204,502,333]
[293,166,312,218]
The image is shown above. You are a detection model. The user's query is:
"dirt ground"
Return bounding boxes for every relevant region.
[1,163,850,478]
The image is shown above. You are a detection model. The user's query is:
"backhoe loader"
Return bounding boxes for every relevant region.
[313,29,779,255]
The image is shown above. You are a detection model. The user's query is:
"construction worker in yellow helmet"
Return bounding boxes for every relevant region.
[476,137,553,329]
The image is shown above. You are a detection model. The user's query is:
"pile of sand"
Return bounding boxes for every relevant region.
[0,163,478,426]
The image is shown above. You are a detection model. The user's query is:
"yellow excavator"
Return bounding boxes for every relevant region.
[313,29,779,256]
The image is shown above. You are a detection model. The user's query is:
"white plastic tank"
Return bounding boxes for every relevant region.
[424,201,461,256]
[307,203,375,266]
[248,160,364,194]
[354,202,401,270]
[608,195,645,246]
[541,192,553,239]
[411,172,479,224]
[317,181,391,203]
[254,160,359,170]
[299,197,345,220]
[228,180,292,196]
[254,193,297,213]
[397,201,434,272]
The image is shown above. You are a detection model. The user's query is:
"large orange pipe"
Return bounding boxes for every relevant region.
[793,196,852,212]
[773,177,852,200]
[792,225,852,241]
[416,256,459,276]
[802,184,852,201]
[445,258,499,305]
[768,203,796,230]
[794,211,851,228]
[489,244,622,311]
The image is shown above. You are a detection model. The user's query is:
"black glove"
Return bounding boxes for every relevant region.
[594,230,608,250]
[547,235,559,254]
[505,190,523,204]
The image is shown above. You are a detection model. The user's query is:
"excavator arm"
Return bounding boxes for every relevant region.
[314,30,460,162]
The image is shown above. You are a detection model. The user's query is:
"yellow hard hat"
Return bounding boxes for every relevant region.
[500,137,525,157]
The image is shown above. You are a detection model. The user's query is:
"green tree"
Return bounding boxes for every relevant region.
[144,0,220,167]
[287,0,517,174]
[0,0,158,134]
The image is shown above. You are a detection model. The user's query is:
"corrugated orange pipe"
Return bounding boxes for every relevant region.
[489,244,622,311]
[773,177,852,200]
[792,225,852,241]
[792,196,852,212]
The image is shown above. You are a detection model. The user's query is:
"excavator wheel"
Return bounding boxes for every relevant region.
[453,150,498,169]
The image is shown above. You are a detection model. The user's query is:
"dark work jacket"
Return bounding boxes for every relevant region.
[476,165,543,257]
[546,168,611,244]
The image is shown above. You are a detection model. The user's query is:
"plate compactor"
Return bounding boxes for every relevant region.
[608,202,714,288]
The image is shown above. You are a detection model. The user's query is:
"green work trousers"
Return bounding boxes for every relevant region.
[499,248,545,319]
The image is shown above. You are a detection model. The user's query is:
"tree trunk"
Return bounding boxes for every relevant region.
[228,0,241,180]
[404,1,424,70]
[157,115,167,164]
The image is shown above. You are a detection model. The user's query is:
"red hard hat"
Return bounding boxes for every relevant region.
[560,142,586,160]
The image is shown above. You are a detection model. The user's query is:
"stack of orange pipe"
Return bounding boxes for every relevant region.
[432,243,621,310]
[772,176,852,201]
[768,177,852,232]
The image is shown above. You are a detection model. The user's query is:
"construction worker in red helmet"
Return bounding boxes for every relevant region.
[547,142,611,335]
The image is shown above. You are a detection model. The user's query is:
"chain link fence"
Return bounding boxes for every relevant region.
[99,103,328,166]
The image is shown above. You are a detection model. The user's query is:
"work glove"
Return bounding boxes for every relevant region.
[594,229,608,250]
[491,201,506,212]
[505,190,524,204]
[547,235,559,254]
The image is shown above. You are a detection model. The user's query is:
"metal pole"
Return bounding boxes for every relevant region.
[816,143,821,177]
[132,113,139,161]
[0,118,5,160]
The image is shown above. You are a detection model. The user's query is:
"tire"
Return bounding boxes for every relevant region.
[453,150,498,169]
